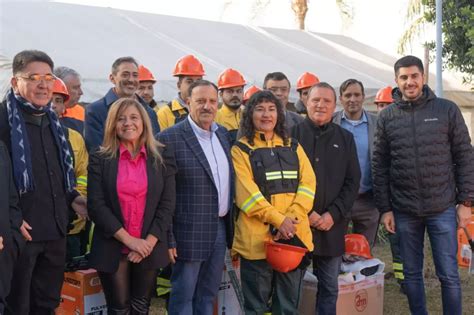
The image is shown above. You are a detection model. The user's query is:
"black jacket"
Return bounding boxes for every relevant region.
[0,141,24,304]
[372,85,474,216]
[293,118,360,256]
[0,101,79,240]
[87,146,176,273]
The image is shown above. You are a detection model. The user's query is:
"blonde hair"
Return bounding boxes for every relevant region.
[99,97,163,165]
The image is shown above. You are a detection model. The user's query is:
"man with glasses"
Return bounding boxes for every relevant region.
[84,57,160,152]
[263,72,303,131]
[0,50,86,314]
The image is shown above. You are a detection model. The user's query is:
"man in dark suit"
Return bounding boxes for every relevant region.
[293,82,360,315]
[333,79,379,247]
[84,56,160,152]
[0,141,24,315]
[157,80,234,315]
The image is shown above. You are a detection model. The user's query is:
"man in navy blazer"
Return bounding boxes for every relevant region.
[85,56,159,152]
[157,80,234,315]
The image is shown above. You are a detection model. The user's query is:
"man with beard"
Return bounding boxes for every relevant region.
[84,57,160,152]
[137,64,158,109]
[215,68,246,143]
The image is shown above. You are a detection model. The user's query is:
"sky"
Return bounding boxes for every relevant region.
[54,0,432,58]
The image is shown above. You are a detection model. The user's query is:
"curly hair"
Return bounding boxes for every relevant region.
[241,90,288,146]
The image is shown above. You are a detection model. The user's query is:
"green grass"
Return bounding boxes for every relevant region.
[149,238,474,314]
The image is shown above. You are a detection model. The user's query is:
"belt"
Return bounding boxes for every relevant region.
[358,189,373,199]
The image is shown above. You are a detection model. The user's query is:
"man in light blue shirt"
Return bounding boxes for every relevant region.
[157,80,234,315]
[333,79,379,248]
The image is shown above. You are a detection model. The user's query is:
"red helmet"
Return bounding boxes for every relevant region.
[265,241,308,273]
[173,55,205,76]
[138,65,156,83]
[52,78,70,102]
[345,234,373,259]
[243,85,262,103]
[374,86,393,104]
[217,68,246,89]
[296,72,320,91]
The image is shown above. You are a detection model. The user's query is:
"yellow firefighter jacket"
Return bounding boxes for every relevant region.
[155,98,189,131]
[231,133,316,260]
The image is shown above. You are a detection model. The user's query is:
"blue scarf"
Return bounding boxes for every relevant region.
[6,89,76,194]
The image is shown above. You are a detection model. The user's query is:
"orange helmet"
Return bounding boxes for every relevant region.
[138,65,156,83]
[217,68,246,90]
[265,241,308,273]
[173,55,205,76]
[52,78,70,102]
[296,72,320,91]
[374,86,393,104]
[243,85,262,103]
[345,234,373,259]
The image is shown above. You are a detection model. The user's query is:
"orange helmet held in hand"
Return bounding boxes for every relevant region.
[265,241,308,273]
[243,85,262,103]
[173,55,205,76]
[138,65,156,83]
[217,68,246,90]
[296,72,320,91]
[52,78,70,102]
[374,86,393,104]
[345,234,373,259]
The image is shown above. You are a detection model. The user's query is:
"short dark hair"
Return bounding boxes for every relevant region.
[394,55,424,75]
[241,90,288,146]
[339,78,365,96]
[12,50,54,75]
[308,82,337,103]
[263,72,291,89]
[188,79,218,97]
[111,56,138,74]
[54,66,81,80]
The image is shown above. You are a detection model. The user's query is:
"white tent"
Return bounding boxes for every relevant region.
[1,1,472,111]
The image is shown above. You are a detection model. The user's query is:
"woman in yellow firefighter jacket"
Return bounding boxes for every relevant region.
[232,90,316,314]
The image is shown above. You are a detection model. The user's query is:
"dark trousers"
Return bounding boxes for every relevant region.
[388,230,404,282]
[240,258,304,315]
[6,238,66,315]
[66,233,82,261]
[347,194,379,247]
[313,255,342,315]
[0,240,17,315]
[98,256,158,315]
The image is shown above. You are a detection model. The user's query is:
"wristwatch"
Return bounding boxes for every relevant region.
[460,200,472,207]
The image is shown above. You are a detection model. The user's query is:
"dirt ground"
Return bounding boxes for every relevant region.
[149,238,474,314]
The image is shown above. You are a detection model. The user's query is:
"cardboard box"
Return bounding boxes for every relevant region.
[56,269,107,315]
[457,215,474,268]
[336,273,384,315]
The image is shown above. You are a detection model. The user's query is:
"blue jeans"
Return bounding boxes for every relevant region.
[313,255,342,315]
[168,219,226,315]
[395,206,461,315]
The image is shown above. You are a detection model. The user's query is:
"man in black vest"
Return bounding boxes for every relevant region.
[0,50,86,314]
[293,82,360,315]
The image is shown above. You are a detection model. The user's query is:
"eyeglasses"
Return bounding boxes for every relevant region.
[16,74,57,83]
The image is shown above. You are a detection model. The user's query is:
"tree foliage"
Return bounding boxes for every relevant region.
[424,0,473,83]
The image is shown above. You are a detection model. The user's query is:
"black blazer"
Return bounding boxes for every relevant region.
[87,146,176,273]
[293,119,360,257]
[0,141,24,303]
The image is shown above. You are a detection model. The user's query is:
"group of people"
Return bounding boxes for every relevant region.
[0,49,472,315]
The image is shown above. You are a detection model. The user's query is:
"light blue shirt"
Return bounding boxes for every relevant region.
[188,116,230,217]
[341,111,372,193]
